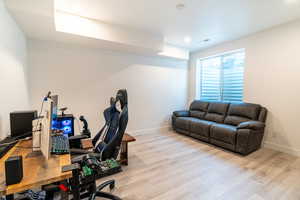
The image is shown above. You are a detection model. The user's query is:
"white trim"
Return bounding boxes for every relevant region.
[198,48,245,61]
[197,49,245,102]
[195,59,201,100]
[263,141,300,157]
[128,126,171,136]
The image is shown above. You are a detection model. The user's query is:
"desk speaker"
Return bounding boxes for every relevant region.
[5,156,23,185]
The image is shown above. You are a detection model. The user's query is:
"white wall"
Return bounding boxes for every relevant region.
[0,0,30,139]
[190,20,300,156]
[28,40,188,136]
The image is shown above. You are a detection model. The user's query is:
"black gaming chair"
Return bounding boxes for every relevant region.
[71,89,128,158]
[70,89,128,200]
[94,89,128,160]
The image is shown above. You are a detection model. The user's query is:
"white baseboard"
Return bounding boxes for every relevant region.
[263,141,300,157]
[128,126,171,136]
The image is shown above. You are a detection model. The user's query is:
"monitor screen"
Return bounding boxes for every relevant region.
[52,115,74,137]
[10,111,38,139]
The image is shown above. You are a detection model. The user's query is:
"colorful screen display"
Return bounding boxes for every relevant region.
[52,116,74,136]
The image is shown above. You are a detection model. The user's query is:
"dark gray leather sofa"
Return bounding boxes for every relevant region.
[172,101,267,155]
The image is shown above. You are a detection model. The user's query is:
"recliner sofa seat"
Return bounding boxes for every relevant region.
[172,101,267,155]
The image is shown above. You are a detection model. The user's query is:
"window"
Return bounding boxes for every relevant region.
[199,49,245,102]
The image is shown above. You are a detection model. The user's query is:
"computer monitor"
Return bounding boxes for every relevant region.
[52,115,74,137]
[40,98,53,160]
[10,111,38,139]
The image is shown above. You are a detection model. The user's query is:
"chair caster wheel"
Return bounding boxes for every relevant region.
[110,183,115,190]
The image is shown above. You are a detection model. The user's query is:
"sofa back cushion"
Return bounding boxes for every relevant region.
[224,103,261,126]
[189,100,209,119]
[204,102,229,123]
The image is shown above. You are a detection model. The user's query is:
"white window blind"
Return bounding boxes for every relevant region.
[199,50,245,102]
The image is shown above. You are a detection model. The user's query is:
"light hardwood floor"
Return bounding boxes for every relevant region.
[98,130,300,200]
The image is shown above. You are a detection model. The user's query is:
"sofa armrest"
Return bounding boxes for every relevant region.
[173,110,190,117]
[236,128,265,155]
[237,121,265,130]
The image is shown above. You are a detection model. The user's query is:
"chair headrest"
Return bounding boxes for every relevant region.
[116,89,128,109]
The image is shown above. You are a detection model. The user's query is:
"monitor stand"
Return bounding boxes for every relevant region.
[26,150,43,158]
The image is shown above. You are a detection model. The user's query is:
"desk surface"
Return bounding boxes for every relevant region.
[0,140,72,196]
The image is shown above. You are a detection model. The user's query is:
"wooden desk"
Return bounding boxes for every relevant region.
[0,140,72,197]
[120,133,136,165]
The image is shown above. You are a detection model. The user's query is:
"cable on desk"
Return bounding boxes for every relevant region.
[15,146,40,149]
[0,129,42,148]
[0,137,31,147]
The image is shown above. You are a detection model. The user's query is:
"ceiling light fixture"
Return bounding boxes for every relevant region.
[198,38,211,43]
[176,3,185,10]
[184,36,191,44]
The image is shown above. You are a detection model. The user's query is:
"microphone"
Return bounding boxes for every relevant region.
[44,91,51,101]
[46,91,51,98]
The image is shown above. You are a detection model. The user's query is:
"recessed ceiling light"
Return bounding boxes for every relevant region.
[184,36,191,44]
[176,3,185,10]
[198,38,211,43]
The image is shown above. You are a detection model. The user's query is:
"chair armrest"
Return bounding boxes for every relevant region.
[69,135,89,141]
[237,121,265,130]
[70,148,93,155]
[173,110,190,117]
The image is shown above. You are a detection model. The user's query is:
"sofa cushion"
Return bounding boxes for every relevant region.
[210,123,237,145]
[190,111,206,119]
[190,100,209,111]
[189,101,209,119]
[189,118,215,137]
[204,102,229,123]
[224,103,261,126]
[228,103,261,119]
[224,116,250,126]
[175,117,190,131]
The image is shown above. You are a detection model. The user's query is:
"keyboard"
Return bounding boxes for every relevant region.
[0,137,17,159]
[51,135,70,155]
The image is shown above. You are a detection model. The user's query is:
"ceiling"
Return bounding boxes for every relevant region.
[55,0,300,51]
[6,0,300,52]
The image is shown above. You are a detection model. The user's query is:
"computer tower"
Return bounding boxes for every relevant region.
[10,110,38,139]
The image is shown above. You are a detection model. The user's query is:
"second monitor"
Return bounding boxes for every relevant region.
[52,115,74,137]
[50,94,74,137]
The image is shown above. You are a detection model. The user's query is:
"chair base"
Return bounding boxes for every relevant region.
[91,191,122,200]
[74,180,122,200]
[79,191,121,200]
[94,180,121,200]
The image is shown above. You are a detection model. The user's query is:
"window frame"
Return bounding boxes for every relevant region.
[198,49,245,102]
